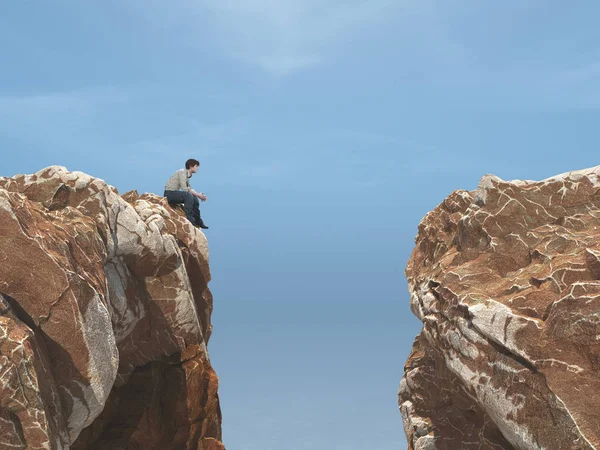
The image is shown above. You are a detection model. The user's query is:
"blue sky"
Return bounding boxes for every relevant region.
[3,1,600,449]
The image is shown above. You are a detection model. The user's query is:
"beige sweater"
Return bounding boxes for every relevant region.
[164,168,191,192]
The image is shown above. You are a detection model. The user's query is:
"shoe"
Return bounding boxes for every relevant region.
[196,220,209,230]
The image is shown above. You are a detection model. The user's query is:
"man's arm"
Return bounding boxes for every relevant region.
[190,188,207,201]
[178,172,206,200]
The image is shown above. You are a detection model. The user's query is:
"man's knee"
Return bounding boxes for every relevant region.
[182,191,193,202]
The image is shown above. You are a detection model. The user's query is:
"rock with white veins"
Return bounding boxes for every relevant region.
[0,166,224,450]
[400,166,600,450]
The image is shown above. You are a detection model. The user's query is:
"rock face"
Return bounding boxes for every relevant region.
[399,167,600,450]
[0,166,225,450]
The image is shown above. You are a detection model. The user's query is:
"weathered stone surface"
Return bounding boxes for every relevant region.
[0,166,224,449]
[400,167,600,450]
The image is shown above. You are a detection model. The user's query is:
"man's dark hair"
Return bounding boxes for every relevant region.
[185,158,200,169]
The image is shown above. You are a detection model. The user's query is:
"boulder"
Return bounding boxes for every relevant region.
[0,166,224,450]
[400,167,600,449]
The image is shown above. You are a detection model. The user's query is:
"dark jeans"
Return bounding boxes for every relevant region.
[164,190,201,226]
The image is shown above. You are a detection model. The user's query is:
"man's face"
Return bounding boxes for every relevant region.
[190,164,199,174]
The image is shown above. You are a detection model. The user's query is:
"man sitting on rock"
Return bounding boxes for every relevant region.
[164,159,209,229]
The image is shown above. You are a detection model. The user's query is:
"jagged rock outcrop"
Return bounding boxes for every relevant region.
[399,167,600,450]
[0,166,225,450]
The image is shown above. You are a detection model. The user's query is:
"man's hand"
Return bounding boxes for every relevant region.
[191,189,207,201]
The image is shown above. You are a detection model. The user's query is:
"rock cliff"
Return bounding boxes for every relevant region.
[0,166,225,450]
[399,167,600,450]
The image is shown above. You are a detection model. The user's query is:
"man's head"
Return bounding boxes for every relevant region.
[185,158,200,174]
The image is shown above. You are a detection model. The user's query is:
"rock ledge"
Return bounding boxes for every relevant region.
[400,167,600,450]
[0,166,225,450]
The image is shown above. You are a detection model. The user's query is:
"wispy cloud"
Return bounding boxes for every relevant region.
[0,87,248,167]
[0,87,127,150]
[0,88,126,117]
[124,117,251,167]
[180,0,420,76]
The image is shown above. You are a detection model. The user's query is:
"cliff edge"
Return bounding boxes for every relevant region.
[0,166,225,450]
[399,167,600,449]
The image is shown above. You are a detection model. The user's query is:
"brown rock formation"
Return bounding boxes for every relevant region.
[399,167,600,450]
[0,166,225,450]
